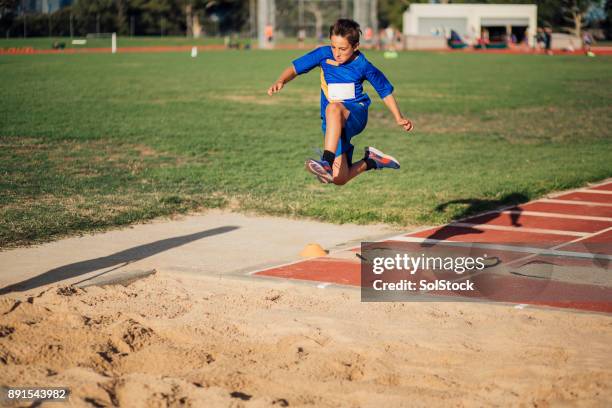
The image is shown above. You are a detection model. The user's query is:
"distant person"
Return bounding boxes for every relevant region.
[477,28,490,49]
[377,28,386,50]
[364,26,373,48]
[265,24,274,44]
[582,31,595,55]
[544,27,553,55]
[394,29,404,50]
[297,27,306,48]
[535,27,546,51]
[384,26,395,51]
[317,32,325,44]
[522,28,530,49]
[267,19,413,185]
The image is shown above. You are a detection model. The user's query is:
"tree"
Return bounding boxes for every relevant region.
[378,0,413,29]
[0,0,19,35]
[117,0,128,35]
[604,0,612,38]
[0,0,18,16]
[561,0,595,38]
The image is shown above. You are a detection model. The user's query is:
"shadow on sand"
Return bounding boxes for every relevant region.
[0,226,239,295]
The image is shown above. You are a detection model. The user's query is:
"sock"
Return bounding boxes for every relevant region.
[365,158,377,170]
[364,151,377,170]
[322,150,335,167]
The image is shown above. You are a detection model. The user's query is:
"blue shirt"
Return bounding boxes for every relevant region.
[292,46,394,119]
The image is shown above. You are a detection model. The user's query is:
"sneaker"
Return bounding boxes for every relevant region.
[305,159,333,183]
[316,174,330,184]
[365,146,400,170]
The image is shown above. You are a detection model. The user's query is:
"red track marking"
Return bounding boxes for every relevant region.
[555,191,612,204]
[375,240,530,263]
[3,45,612,56]
[560,230,612,256]
[572,229,612,244]
[382,238,611,271]
[363,268,461,285]
[461,213,612,233]
[579,229,612,243]
[517,255,611,269]
[590,183,612,191]
[431,274,612,314]
[254,180,612,314]
[517,202,612,218]
[257,258,360,286]
[409,226,576,245]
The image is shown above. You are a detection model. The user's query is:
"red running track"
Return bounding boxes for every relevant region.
[255,180,612,314]
[2,45,612,56]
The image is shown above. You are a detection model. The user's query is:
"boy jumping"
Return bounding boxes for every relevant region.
[267,19,413,185]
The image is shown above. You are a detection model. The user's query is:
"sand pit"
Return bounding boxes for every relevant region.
[1,272,611,407]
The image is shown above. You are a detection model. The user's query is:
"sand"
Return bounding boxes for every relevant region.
[1,271,611,407]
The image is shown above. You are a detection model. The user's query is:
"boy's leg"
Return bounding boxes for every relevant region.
[332,146,401,185]
[324,102,351,154]
[331,154,367,185]
[308,101,400,185]
[304,102,351,183]
[324,102,368,185]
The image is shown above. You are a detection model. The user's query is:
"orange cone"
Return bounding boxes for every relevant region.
[300,243,328,258]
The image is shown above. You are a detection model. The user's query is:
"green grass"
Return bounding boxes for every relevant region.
[1,50,611,247]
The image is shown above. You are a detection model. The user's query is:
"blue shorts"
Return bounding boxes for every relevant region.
[321,101,368,165]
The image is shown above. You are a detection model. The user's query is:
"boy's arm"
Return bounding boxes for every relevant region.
[267,66,297,96]
[268,46,328,96]
[383,94,413,132]
[365,62,413,132]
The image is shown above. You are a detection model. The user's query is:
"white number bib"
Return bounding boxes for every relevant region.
[328,83,356,101]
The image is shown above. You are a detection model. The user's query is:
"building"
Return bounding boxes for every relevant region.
[403,3,537,49]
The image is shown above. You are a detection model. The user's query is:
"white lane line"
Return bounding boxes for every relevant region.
[587,179,612,188]
[545,179,612,198]
[500,226,612,269]
[581,189,612,195]
[248,258,308,276]
[552,226,612,248]
[537,199,612,208]
[501,210,612,222]
[387,236,612,261]
[449,222,586,237]
[416,226,612,290]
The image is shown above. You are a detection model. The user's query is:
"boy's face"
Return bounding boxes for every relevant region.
[330,35,358,64]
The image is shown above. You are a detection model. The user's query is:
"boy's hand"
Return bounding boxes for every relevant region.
[397,117,413,132]
[267,81,284,96]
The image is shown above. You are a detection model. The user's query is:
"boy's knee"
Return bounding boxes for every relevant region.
[325,102,343,116]
[332,176,348,186]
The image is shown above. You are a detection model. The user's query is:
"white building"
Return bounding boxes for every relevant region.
[403,3,537,49]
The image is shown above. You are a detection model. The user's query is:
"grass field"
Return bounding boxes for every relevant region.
[1,49,611,247]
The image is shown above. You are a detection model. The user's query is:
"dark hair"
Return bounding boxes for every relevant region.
[329,19,361,46]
